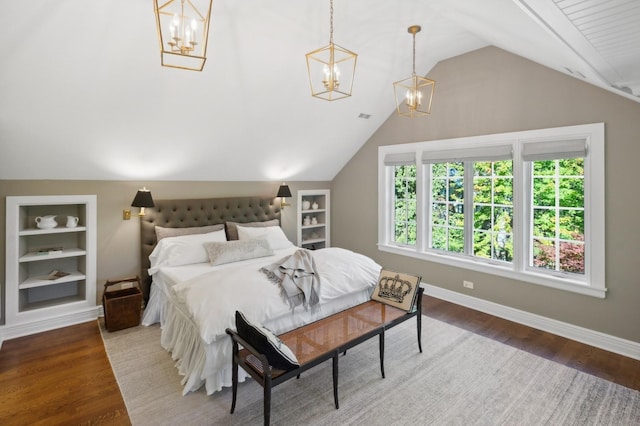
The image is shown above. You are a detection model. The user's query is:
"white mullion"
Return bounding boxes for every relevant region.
[554,160,561,272]
[464,161,474,255]
[513,141,527,273]
[444,165,451,251]
[416,157,426,252]
[491,163,498,260]
[583,143,593,285]
[380,165,393,245]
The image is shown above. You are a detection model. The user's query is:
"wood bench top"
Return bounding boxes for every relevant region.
[278,300,410,365]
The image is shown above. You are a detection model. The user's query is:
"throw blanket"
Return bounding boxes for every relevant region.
[260,249,320,310]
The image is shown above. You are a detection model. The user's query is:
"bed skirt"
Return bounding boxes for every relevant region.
[143,284,252,395]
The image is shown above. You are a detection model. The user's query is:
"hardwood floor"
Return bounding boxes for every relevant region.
[0,297,638,425]
[0,321,130,426]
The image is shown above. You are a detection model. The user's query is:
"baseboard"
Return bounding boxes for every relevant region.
[0,307,101,345]
[424,284,640,361]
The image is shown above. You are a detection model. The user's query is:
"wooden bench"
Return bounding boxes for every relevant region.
[225,287,424,425]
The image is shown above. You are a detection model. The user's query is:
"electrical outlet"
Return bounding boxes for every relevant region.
[463,280,474,289]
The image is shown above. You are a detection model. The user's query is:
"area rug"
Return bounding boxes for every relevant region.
[101,317,640,425]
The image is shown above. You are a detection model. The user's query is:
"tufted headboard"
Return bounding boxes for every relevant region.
[139,196,281,302]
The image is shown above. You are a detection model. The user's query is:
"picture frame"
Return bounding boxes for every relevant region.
[371,269,422,312]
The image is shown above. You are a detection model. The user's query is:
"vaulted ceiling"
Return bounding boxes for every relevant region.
[1,0,638,181]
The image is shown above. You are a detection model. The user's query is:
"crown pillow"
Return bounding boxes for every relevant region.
[226,219,279,241]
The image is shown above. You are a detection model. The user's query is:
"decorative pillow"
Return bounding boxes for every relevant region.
[204,239,274,266]
[148,229,227,274]
[155,224,225,241]
[236,225,293,250]
[225,219,279,241]
[235,311,299,371]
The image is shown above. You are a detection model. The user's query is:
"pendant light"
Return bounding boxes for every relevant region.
[305,0,357,101]
[154,0,213,71]
[393,25,435,117]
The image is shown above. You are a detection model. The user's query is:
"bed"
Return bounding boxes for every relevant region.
[139,196,382,395]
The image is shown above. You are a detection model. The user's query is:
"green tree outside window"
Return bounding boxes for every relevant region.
[393,165,417,245]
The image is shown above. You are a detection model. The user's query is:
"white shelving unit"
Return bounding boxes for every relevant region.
[297,189,330,250]
[2,195,99,342]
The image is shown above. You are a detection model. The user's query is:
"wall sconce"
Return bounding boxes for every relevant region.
[124,187,155,219]
[277,183,292,208]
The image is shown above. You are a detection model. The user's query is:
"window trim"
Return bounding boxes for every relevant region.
[378,123,606,298]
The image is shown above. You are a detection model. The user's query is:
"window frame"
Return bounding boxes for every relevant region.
[378,123,605,298]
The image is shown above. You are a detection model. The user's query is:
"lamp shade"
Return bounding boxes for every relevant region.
[131,189,155,208]
[277,184,292,198]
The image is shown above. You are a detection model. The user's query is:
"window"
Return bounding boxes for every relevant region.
[473,160,513,262]
[393,164,417,245]
[378,123,605,298]
[530,158,584,274]
[431,162,465,253]
[384,153,417,246]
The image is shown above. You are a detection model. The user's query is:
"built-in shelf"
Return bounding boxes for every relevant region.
[297,190,330,250]
[20,248,87,263]
[19,294,87,312]
[19,226,87,236]
[19,271,87,290]
[2,195,99,343]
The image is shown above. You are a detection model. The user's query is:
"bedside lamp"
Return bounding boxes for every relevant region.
[131,187,155,217]
[277,183,292,208]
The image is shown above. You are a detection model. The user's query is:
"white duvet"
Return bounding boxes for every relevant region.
[171,247,381,345]
[143,245,382,394]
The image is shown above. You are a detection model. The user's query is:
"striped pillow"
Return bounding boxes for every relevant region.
[235,311,299,371]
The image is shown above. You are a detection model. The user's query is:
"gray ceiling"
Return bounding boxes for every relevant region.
[1,0,638,182]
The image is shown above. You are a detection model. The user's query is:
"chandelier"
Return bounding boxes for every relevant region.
[305,0,357,101]
[154,0,213,71]
[393,25,435,117]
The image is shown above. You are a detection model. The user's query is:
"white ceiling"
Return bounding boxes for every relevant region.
[1,0,638,182]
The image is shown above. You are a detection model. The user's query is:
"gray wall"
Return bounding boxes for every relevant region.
[332,46,640,343]
[2,46,638,343]
[0,180,330,323]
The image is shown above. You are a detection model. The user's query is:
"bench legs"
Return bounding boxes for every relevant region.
[332,352,339,409]
[264,375,272,426]
[379,330,385,378]
[230,355,238,414]
[417,310,422,353]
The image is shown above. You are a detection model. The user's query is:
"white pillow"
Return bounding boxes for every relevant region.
[148,229,227,274]
[236,225,294,250]
[226,219,279,241]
